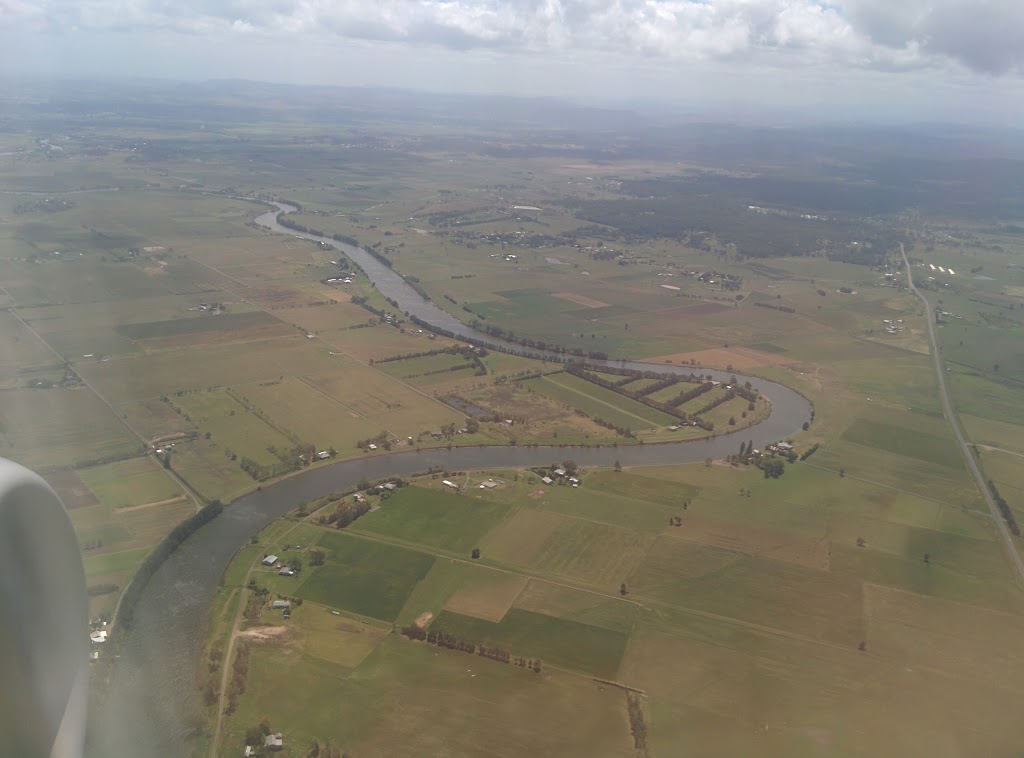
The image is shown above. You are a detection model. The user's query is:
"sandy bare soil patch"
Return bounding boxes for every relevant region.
[414,611,433,629]
[665,513,830,570]
[143,246,167,253]
[553,291,610,308]
[646,346,792,371]
[239,625,292,642]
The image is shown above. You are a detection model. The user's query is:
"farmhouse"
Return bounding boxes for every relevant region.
[278,567,295,577]
[261,555,279,566]
[553,468,567,477]
[90,630,107,644]
[541,476,554,485]
[317,451,331,460]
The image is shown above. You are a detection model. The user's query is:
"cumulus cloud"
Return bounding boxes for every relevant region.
[3,0,1022,75]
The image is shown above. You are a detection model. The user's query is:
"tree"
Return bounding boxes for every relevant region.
[728,416,737,426]
[923,553,930,564]
[839,468,845,478]
[761,458,785,479]
[614,459,622,472]
[309,550,326,567]
[562,459,578,476]
[620,583,629,596]
[856,537,865,548]
[858,641,867,652]
[802,421,810,431]
[307,738,321,757]
[471,547,481,560]
[466,418,480,434]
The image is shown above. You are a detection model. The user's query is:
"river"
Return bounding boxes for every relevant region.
[88,201,811,756]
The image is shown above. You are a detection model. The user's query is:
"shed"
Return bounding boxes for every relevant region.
[271,600,290,610]
[264,732,284,750]
[261,555,279,566]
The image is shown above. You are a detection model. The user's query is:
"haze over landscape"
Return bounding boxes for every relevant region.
[2,1,1024,757]
[4,0,1024,121]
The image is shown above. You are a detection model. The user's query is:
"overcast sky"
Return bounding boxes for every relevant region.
[2,0,1024,123]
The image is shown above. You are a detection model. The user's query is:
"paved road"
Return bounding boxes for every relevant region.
[900,243,1024,582]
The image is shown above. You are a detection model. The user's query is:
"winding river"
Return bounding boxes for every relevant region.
[88,201,812,756]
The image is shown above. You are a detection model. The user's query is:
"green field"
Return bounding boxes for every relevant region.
[351,485,512,553]
[6,88,1024,758]
[522,373,674,431]
[79,457,185,508]
[432,607,629,679]
[296,531,435,621]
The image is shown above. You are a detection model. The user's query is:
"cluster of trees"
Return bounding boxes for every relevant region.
[224,641,251,716]
[626,693,650,757]
[988,480,1020,536]
[240,442,317,481]
[799,443,820,461]
[399,626,543,672]
[591,416,636,438]
[320,498,373,529]
[356,431,392,451]
[688,388,740,418]
[758,458,786,479]
[117,500,223,631]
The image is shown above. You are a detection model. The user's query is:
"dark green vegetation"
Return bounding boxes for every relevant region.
[296,532,435,621]
[351,486,512,553]
[431,607,629,679]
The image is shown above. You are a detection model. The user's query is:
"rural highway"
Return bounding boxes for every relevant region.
[900,243,1024,582]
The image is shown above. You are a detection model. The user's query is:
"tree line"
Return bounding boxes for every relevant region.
[400,626,543,672]
[988,480,1020,536]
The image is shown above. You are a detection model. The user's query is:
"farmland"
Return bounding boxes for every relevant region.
[2,83,1024,758]
[213,458,1024,756]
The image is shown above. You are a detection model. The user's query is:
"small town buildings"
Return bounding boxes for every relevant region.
[261,555,279,566]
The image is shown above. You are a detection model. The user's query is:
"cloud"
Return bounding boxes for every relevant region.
[3,0,1022,76]
[843,0,1024,74]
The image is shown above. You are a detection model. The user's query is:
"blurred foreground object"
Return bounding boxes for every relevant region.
[0,457,88,758]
